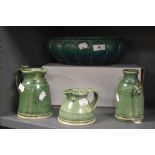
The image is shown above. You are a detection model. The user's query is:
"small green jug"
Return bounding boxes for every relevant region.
[115,69,144,123]
[58,88,98,126]
[15,66,53,119]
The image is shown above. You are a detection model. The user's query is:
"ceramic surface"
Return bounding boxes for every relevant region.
[58,88,98,125]
[15,66,53,119]
[115,69,144,123]
[48,37,125,65]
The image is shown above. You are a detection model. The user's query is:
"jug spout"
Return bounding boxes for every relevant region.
[64,89,72,95]
[33,68,47,81]
[64,89,73,98]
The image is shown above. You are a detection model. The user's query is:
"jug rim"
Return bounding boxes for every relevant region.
[22,68,47,73]
[64,88,89,96]
[123,69,139,74]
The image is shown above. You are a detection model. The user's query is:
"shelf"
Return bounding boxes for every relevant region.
[0,106,155,129]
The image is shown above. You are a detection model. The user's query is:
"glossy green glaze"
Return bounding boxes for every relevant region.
[58,88,98,125]
[48,37,125,65]
[115,69,144,123]
[15,66,53,119]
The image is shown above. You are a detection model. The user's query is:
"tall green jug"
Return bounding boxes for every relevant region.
[115,69,144,124]
[15,66,53,119]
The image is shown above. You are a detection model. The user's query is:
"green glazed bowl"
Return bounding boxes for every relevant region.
[47,37,126,65]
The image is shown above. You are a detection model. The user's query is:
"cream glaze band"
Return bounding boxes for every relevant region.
[17,113,53,120]
[58,117,96,126]
[115,115,143,123]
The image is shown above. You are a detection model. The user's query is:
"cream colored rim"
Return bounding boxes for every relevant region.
[58,117,96,126]
[115,115,143,123]
[17,113,53,120]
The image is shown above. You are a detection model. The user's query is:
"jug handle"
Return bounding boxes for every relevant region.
[88,88,98,109]
[15,66,29,92]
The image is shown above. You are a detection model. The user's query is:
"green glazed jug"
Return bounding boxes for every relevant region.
[58,88,98,126]
[15,66,53,119]
[115,69,144,124]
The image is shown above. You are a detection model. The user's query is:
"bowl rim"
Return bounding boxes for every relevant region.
[48,37,122,41]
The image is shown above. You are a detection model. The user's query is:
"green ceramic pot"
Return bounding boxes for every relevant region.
[15,66,53,119]
[115,69,144,123]
[48,37,125,65]
[58,88,98,126]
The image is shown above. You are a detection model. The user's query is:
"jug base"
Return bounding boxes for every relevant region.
[58,117,96,126]
[115,115,143,124]
[17,112,53,120]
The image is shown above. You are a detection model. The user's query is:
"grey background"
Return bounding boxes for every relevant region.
[0,26,155,116]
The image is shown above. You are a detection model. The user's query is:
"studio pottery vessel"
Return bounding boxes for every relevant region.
[115,69,144,123]
[15,66,53,119]
[58,88,98,126]
[48,37,125,65]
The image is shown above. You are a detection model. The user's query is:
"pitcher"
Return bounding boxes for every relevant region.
[115,69,144,123]
[15,66,53,119]
[58,88,98,126]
